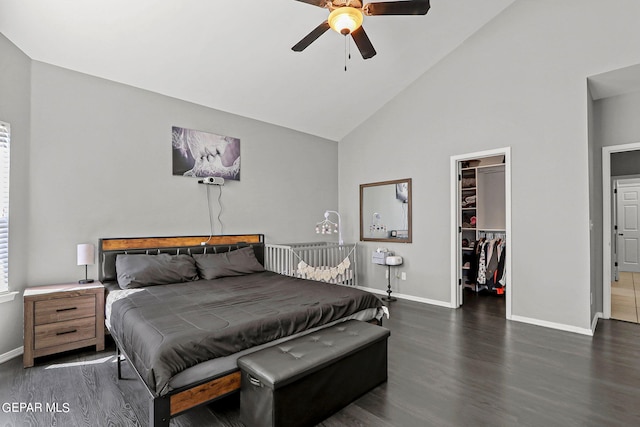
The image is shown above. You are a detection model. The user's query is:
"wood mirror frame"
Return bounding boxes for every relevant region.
[360,178,412,243]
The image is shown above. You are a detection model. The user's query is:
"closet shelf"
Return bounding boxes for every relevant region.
[463,164,505,172]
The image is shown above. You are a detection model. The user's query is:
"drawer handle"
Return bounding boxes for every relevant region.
[56,307,78,312]
[56,329,77,336]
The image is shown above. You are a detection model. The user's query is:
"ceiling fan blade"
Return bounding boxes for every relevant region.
[292,21,331,52]
[351,26,376,59]
[365,0,430,16]
[294,0,329,8]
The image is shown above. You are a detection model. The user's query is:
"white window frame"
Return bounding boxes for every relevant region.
[0,121,15,303]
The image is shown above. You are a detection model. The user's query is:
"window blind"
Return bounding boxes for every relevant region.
[0,122,9,292]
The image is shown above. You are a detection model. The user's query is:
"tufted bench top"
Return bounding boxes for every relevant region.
[237,320,390,390]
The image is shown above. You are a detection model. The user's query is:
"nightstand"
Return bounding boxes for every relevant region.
[23,282,105,368]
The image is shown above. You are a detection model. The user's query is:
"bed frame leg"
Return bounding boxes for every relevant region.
[150,396,171,427]
[116,346,122,380]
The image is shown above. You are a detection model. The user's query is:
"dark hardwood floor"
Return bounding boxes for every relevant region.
[2,294,640,426]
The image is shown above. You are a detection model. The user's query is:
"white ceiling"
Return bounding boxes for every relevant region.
[0,0,515,141]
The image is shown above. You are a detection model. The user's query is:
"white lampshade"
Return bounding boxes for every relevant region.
[77,243,95,266]
[328,7,363,35]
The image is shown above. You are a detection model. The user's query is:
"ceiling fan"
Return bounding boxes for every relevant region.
[292,0,431,59]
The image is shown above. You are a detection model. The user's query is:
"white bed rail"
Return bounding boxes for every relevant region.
[265,242,357,286]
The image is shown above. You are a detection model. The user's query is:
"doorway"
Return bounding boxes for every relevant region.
[612,178,640,323]
[450,147,512,319]
[614,178,640,274]
[602,142,640,321]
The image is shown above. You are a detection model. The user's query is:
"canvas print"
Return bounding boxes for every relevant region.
[172,126,240,180]
[396,182,408,203]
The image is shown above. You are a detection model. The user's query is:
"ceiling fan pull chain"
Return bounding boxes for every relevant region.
[343,35,353,72]
[344,35,348,71]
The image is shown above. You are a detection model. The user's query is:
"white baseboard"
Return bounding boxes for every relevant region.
[510,315,594,336]
[357,286,596,335]
[356,286,454,309]
[0,298,598,365]
[0,346,23,364]
[591,312,603,334]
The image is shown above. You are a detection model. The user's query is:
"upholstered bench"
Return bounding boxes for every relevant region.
[237,320,390,427]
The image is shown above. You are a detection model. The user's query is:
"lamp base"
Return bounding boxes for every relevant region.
[79,279,94,284]
[382,265,396,302]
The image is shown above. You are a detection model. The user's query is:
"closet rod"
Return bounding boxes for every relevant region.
[478,230,506,239]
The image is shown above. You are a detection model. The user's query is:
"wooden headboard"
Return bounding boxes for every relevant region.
[98,234,265,283]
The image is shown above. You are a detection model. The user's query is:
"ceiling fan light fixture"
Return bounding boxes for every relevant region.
[328,7,363,35]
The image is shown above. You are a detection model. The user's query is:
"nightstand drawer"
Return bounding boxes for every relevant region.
[34,295,96,325]
[34,316,96,350]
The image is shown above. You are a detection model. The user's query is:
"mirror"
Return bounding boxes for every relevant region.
[360,178,412,243]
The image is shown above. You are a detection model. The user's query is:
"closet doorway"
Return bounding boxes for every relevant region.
[450,147,512,319]
[602,143,640,323]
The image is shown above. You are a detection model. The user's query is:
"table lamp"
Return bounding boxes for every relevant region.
[77,243,95,284]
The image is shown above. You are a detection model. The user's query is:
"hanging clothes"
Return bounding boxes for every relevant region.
[476,239,487,285]
[473,237,506,292]
[495,241,506,285]
[467,246,478,284]
[497,241,507,288]
[485,240,499,289]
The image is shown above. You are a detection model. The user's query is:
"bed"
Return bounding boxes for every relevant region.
[98,234,385,426]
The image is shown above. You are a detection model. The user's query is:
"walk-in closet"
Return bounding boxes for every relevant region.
[457,155,507,309]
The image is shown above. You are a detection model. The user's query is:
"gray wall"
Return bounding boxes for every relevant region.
[587,89,599,323]
[27,61,339,285]
[340,0,640,331]
[594,91,640,150]
[0,43,339,356]
[0,34,31,357]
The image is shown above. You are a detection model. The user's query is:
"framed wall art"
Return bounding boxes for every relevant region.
[172,126,240,180]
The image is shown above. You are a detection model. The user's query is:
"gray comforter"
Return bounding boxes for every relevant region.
[109,271,382,396]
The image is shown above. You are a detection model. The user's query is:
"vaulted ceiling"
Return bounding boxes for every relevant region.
[0,0,515,140]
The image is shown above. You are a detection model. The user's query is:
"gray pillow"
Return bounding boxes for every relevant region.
[193,246,265,280]
[116,253,199,289]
